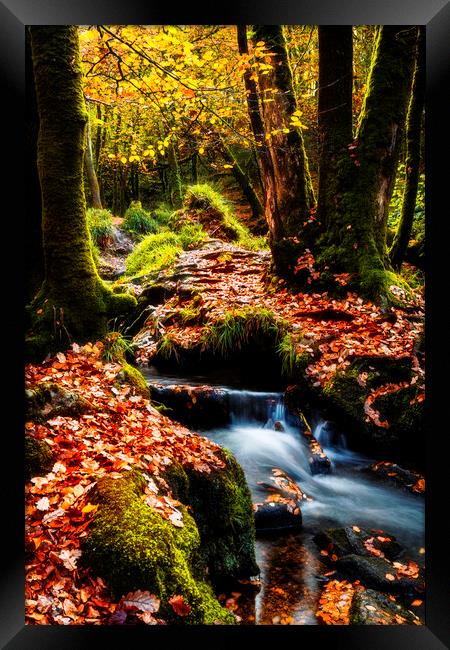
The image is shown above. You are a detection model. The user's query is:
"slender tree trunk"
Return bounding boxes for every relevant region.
[84,109,102,209]
[318,26,417,299]
[191,151,198,184]
[95,103,103,166]
[390,27,425,271]
[167,141,183,208]
[252,25,315,235]
[25,27,44,303]
[221,141,265,230]
[28,26,135,359]
[317,26,353,231]
[237,26,282,244]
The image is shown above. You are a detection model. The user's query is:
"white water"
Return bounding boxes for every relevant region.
[206,390,424,549]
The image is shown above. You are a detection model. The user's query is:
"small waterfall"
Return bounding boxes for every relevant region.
[228,390,286,426]
[314,420,346,450]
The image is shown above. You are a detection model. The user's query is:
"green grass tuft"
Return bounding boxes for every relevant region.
[87,208,115,249]
[123,201,160,235]
[201,307,288,358]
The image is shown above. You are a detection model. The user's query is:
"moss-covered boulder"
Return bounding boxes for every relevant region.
[162,449,259,584]
[25,435,53,480]
[25,382,93,423]
[81,471,234,624]
[115,363,150,399]
[322,355,423,456]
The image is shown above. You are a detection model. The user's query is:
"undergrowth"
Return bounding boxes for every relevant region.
[201,307,288,358]
[123,201,160,235]
[87,208,115,249]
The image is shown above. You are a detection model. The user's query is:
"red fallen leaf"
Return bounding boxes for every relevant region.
[385,573,396,581]
[121,590,160,614]
[168,594,191,617]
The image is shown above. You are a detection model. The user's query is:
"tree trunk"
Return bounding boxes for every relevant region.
[84,109,103,209]
[390,27,425,271]
[221,141,265,231]
[252,25,315,236]
[167,141,183,208]
[28,26,135,359]
[237,26,282,244]
[25,27,44,303]
[318,26,417,299]
[317,26,353,231]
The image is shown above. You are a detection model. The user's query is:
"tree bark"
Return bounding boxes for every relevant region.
[25,27,44,303]
[84,109,103,209]
[167,141,183,208]
[318,26,417,299]
[237,26,282,244]
[317,26,353,231]
[28,26,135,359]
[390,27,425,271]
[252,25,315,236]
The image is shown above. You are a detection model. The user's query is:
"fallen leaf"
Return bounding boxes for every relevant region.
[168,594,191,617]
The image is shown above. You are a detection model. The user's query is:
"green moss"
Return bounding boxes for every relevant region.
[82,471,234,624]
[374,383,424,439]
[323,366,367,424]
[162,449,259,583]
[276,332,309,378]
[26,382,93,422]
[25,435,53,480]
[115,362,150,398]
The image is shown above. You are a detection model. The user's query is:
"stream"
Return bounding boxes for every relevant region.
[143,368,425,625]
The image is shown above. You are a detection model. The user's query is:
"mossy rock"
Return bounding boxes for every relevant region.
[25,435,53,480]
[115,363,150,398]
[162,449,259,584]
[322,356,421,455]
[81,471,234,624]
[25,382,93,423]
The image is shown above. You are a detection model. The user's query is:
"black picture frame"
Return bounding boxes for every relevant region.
[1,0,448,647]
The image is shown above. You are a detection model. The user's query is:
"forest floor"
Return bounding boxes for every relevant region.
[25,232,426,626]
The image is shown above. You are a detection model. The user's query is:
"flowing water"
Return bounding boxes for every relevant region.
[144,370,425,624]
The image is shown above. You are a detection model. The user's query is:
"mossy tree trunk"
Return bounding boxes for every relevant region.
[28,26,135,358]
[390,27,425,271]
[317,26,353,231]
[25,28,44,303]
[317,26,417,299]
[238,25,315,277]
[252,25,315,236]
[84,108,103,209]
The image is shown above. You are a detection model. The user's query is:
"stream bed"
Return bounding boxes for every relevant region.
[143,368,425,625]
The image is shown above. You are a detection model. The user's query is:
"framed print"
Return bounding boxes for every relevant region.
[1,0,449,647]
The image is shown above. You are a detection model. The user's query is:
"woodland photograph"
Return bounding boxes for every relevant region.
[25,24,425,626]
